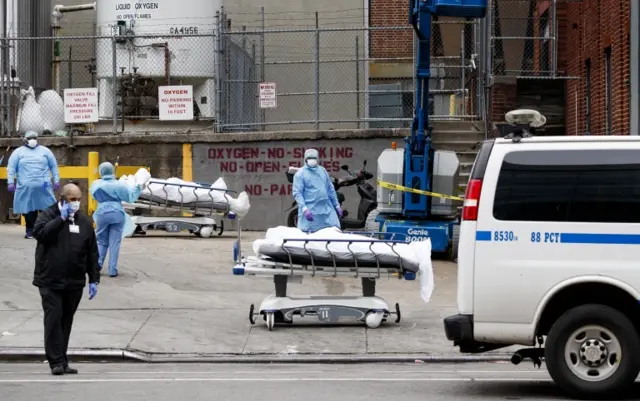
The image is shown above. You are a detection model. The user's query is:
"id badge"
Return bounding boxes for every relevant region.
[69,224,80,234]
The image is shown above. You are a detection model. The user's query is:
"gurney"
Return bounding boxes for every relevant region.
[232,226,434,330]
[122,178,250,238]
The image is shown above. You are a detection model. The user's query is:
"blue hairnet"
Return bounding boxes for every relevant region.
[24,131,38,139]
[99,162,115,177]
[304,148,318,160]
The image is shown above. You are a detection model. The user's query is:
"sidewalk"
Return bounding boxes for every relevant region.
[0,225,513,361]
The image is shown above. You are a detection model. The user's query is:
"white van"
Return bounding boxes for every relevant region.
[444,111,640,399]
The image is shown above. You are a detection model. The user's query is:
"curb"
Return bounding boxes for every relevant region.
[0,348,513,364]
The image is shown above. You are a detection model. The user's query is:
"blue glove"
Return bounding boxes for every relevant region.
[60,203,71,220]
[53,182,60,191]
[304,209,313,221]
[336,207,343,218]
[7,183,15,192]
[88,283,98,300]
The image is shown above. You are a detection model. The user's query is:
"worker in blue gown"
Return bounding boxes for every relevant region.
[6,131,60,239]
[89,162,143,277]
[292,148,343,233]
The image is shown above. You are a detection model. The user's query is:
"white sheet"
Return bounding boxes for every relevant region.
[253,226,434,304]
[118,171,251,218]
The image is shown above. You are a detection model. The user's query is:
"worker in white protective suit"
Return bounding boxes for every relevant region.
[292,148,343,233]
[89,162,143,277]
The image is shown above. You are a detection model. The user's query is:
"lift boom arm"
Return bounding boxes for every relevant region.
[403,0,487,218]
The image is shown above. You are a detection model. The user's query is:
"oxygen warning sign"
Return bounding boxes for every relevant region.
[64,88,99,123]
[158,85,194,121]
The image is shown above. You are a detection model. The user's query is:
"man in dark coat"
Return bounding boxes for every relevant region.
[32,183,100,375]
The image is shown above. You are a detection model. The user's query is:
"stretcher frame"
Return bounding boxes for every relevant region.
[122,180,240,237]
[232,232,417,330]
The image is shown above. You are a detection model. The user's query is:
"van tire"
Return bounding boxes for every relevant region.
[544,304,640,399]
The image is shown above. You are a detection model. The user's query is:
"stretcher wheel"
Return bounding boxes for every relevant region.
[198,225,214,238]
[395,303,401,323]
[365,311,384,329]
[249,304,256,325]
[265,312,275,331]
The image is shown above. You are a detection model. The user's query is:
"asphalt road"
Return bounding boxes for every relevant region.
[0,361,622,401]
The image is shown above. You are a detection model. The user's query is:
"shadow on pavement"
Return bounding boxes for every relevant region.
[454,381,640,400]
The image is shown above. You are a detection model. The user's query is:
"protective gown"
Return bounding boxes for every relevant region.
[6,145,59,214]
[89,162,142,276]
[292,155,341,233]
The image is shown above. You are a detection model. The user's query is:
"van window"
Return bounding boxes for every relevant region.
[492,149,640,223]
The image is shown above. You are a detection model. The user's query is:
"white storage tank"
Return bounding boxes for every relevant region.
[95,0,221,121]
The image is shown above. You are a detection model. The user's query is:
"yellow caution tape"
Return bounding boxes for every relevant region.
[377,179,464,202]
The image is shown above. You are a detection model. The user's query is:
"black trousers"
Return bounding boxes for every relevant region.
[23,211,39,231]
[39,287,83,368]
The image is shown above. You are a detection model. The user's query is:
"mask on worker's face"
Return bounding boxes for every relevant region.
[26,139,37,148]
[69,201,81,213]
[306,158,318,168]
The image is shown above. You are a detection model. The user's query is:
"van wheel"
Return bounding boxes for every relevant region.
[545,304,640,399]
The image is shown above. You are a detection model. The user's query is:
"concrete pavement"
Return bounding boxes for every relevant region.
[0,224,516,360]
[0,362,580,401]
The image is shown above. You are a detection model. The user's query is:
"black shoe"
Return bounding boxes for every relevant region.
[64,365,78,374]
[51,365,64,376]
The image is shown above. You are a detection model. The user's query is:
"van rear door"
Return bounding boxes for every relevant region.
[456,140,494,315]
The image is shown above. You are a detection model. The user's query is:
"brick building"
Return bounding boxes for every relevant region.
[369,0,635,136]
[564,0,631,135]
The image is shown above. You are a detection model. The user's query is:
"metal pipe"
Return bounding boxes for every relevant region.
[214,11,222,132]
[631,0,639,135]
[260,6,265,131]
[314,12,319,130]
[164,42,170,85]
[52,3,96,15]
[363,0,370,129]
[68,46,72,88]
[355,34,360,129]
[551,0,557,77]
[460,29,465,117]
[51,2,96,94]
[52,25,61,92]
[111,37,117,134]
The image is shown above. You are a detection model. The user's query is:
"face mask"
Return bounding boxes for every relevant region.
[26,139,37,148]
[306,159,318,168]
[69,201,80,212]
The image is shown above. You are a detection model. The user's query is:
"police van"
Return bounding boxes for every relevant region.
[443,109,640,399]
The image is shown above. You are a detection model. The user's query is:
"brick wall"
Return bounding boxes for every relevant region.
[369,0,413,59]
[491,82,518,124]
[565,0,630,135]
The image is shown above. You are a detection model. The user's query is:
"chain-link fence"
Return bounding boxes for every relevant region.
[487,0,559,78]
[218,13,480,132]
[0,10,479,136]
[0,33,225,137]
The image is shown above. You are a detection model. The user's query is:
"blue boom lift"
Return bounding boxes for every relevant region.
[369,0,488,259]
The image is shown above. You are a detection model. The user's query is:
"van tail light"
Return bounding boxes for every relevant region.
[462,179,483,221]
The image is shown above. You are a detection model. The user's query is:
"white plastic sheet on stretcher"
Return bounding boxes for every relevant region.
[233,226,435,304]
[121,175,251,219]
